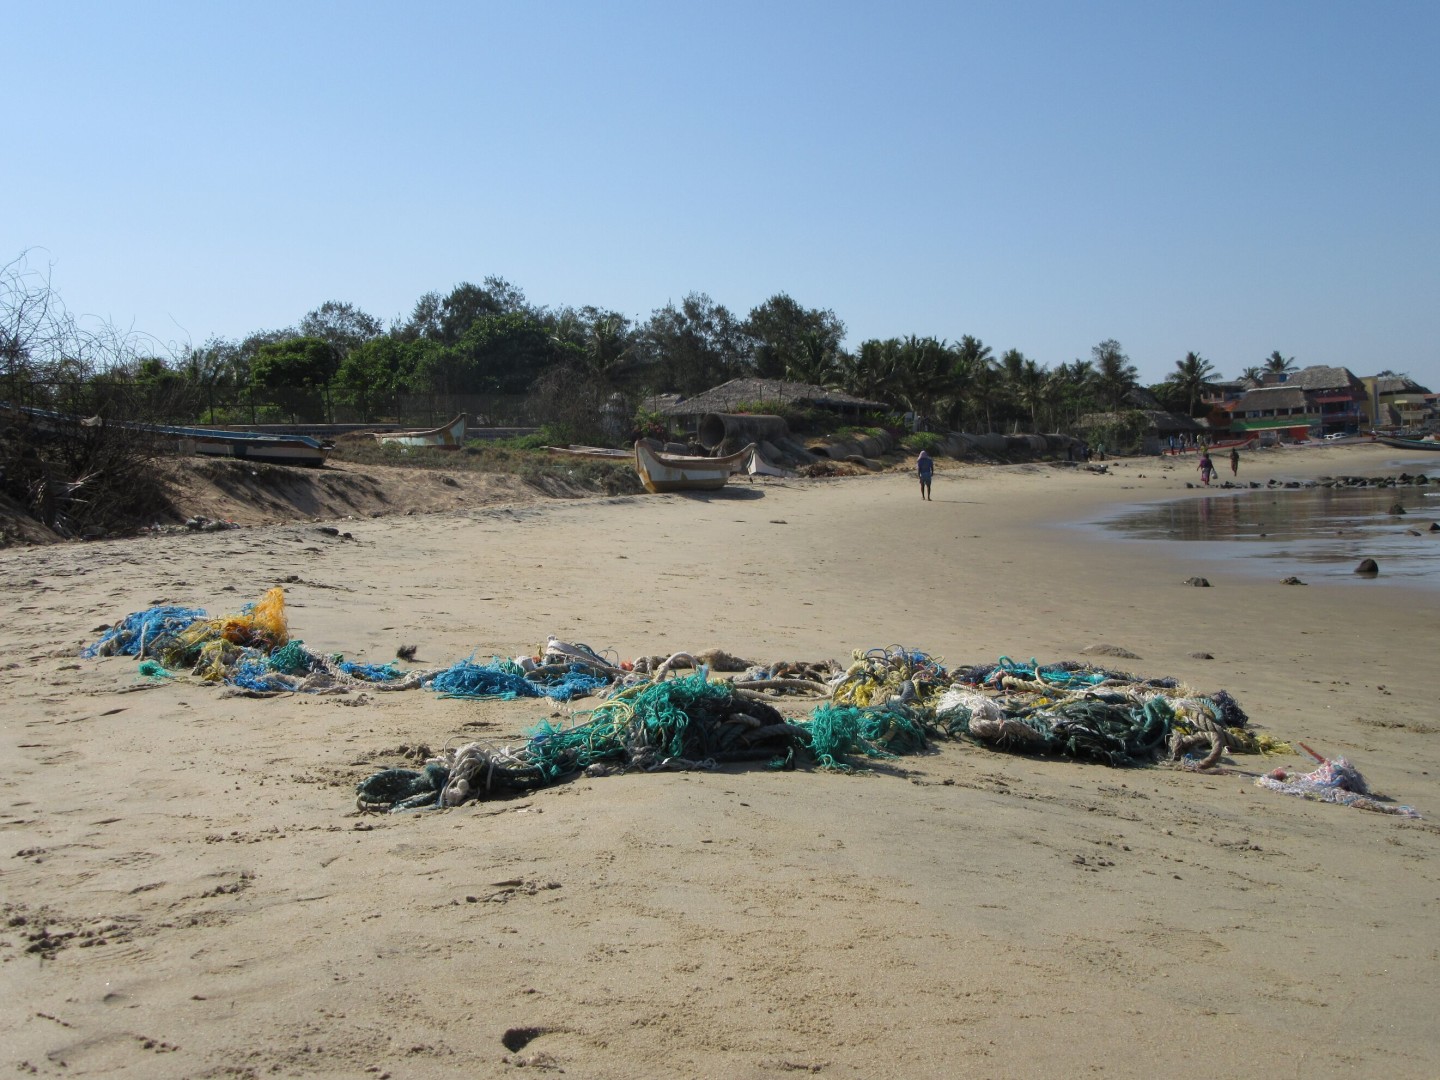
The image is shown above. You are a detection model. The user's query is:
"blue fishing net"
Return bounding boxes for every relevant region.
[339,660,404,682]
[429,659,544,700]
[427,658,609,701]
[230,651,297,693]
[82,605,208,659]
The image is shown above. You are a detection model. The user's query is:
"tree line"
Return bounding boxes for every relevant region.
[4,253,1305,436]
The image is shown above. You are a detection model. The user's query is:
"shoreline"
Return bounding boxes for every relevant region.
[2,442,1437,1078]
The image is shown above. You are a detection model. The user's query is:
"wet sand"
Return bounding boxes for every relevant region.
[1,443,1437,1078]
[1090,477,1440,586]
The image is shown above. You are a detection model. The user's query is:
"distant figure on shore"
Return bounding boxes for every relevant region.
[1198,452,1214,486]
[916,449,933,501]
[1230,448,1240,477]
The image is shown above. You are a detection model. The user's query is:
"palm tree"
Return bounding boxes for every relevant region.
[936,346,970,430]
[1168,351,1216,416]
[997,349,1047,431]
[1055,359,1097,424]
[584,313,637,383]
[968,361,1003,432]
[892,335,953,426]
[1092,339,1138,410]
[1264,350,1296,375]
[1013,358,1049,430]
[785,330,839,387]
[1240,365,1264,385]
[837,338,902,402]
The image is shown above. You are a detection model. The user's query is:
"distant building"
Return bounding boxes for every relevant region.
[1079,388,1203,454]
[1360,375,1433,430]
[1199,379,1250,408]
[1228,365,1366,438]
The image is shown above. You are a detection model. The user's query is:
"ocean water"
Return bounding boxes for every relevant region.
[1089,481,1440,588]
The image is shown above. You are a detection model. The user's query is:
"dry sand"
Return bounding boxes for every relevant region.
[1,443,1437,1078]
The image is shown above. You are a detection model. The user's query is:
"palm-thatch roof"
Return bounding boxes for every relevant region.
[1374,375,1431,395]
[1284,365,1363,392]
[1124,386,1165,410]
[656,378,887,417]
[1079,409,1202,433]
[1232,385,1309,411]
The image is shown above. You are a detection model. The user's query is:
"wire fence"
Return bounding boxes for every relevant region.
[0,376,538,429]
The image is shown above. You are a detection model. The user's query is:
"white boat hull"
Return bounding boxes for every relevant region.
[375,414,468,449]
[633,441,754,493]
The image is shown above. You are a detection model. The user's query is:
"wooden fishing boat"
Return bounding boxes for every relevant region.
[374,413,467,449]
[1376,435,1440,451]
[1209,436,1258,451]
[0,401,332,467]
[633,440,756,493]
[1164,436,1257,456]
[167,426,330,466]
[550,441,791,475]
[545,445,633,461]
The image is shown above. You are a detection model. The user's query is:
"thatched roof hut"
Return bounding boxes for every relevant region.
[1079,409,1202,435]
[657,379,887,428]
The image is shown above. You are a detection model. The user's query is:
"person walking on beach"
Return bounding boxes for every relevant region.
[916,449,934,501]
[1229,447,1240,477]
[1198,451,1214,486]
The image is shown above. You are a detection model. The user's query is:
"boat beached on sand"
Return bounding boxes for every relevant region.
[373,414,467,449]
[163,426,330,466]
[548,440,787,490]
[0,401,332,467]
[633,440,758,493]
[1375,434,1440,451]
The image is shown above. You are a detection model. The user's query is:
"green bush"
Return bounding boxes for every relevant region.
[1079,410,1152,455]
[904,431,942,453]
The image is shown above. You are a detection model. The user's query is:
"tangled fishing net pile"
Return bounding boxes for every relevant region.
[83,590,1417,818]
[84,587,615,700]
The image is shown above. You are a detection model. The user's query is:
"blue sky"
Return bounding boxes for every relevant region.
[5,1,1438,387]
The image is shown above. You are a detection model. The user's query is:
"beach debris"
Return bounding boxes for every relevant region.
[502,1028,548,1053]
[396,643,418,661]
[935,658,1256,769]
[1257,745,1419,818]
[1082,644,1141,659]
[81,591,615,700]
[429,657,608,702]
[1354,558,1379,576]
[829,646,948,708]
[83,593,1404,814]
[1388,502,1406,515]
[1189,652,1214,660]
[1183,576,1211,587]
[355,674,934,810]
[1280,576,1307,585]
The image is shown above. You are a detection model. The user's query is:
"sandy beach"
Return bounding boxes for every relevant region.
[2,442,1437,1079]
